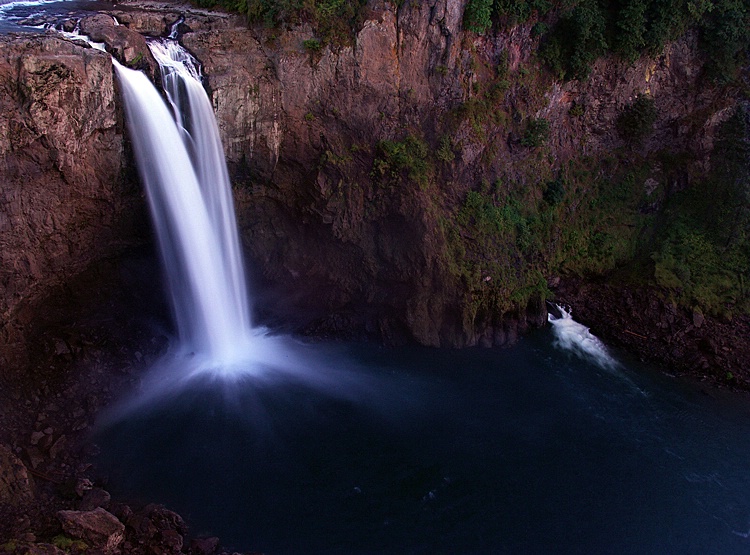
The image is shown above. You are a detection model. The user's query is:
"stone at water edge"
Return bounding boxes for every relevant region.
[79,487,111,511]
[57,507,125,553]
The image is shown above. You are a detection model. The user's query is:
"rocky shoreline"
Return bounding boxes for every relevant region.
[554,276,750,392]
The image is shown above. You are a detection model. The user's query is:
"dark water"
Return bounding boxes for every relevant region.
[93,328,750,554]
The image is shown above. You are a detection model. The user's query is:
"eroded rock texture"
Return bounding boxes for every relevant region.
[0,36,144,367]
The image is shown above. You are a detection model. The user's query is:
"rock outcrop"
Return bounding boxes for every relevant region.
[0,35,145,368]
[57,508,125,553]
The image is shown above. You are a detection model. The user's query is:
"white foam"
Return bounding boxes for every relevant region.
[548,304,617,369]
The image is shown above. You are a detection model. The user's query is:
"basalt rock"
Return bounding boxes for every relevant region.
[0,35,146,368]
[0,0,743,355]
[78,14,158,79]
[0,444,34,508]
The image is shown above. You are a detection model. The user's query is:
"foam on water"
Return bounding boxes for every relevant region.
[547,304,618,369]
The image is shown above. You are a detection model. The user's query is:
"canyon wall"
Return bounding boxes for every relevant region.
[0,35,148,367]
[0,0,743,366]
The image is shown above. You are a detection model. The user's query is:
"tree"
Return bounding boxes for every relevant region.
[464,0,494,33]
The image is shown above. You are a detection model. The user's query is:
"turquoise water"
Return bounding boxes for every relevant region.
[93,326,750,554]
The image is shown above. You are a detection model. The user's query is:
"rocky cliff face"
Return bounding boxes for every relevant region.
[0,0,742,361]
[0,35,150,368]
[172,1,732,347]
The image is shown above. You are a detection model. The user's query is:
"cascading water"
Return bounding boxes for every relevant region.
[114,60,243,364]
[148,39,250,338]
[98,33,376,419]
[547,303,617,369]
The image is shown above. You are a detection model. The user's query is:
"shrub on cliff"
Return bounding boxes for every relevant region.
[616,95,657,141]
[464,0,494,33]
[192,0,368,45]
[699,0,750,84]
[536,0,748,82]
[521,117,550,147]
[539,0,608,80]
[372,135,431,188]
[463,0,555,33]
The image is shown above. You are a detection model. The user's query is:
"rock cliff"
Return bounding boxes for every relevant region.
[0,34,147,368]
[0,0,745,366]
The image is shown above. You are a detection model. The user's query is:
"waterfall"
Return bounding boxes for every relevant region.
[113,41,251,365]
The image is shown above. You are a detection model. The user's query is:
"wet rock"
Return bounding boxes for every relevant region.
[24,447,45,470]
[9,543,65,555]
[125,503,188,551]
[78,14,158,78]
[29,431,45,446]
[0,33,143,368]
[692,308,705,328]
[159,529,184,553]
[60,18,77,32]
[48,435,66,459]
[141,504,187,536]
[79,487,111,511]
[74,478,93,497]
[126,511,159,542]
[57,508,125,554]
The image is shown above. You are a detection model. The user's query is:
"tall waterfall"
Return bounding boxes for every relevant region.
[113,40,251,365]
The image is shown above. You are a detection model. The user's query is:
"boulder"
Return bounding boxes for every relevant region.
[78,14,158,79]
[57,508,125,553]
[79,487,111,511]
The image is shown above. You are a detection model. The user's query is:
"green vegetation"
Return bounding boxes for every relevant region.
[372,135,432,188]
[442,186,551,317]
[464,0,494,33]
[537,0,749,81]
[616,95,657,140]
[464,0,553,32]
[52,535,89,552]
[302,38,322,52]
[543,174,566,205]
[650,107,750,315]
[521,117,550,147]
[189,0,747,83]
[191,0,368,45]
[539,0,608,80]
[441,149,660,321]
[436,135,456,163]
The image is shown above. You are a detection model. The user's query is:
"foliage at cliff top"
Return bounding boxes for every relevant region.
[191,0,747,81]
[464,0,749,83]
[190,0,368,45]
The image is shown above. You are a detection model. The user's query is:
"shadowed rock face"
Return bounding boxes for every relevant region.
[174,2,731,347]
[0,35,146,367]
